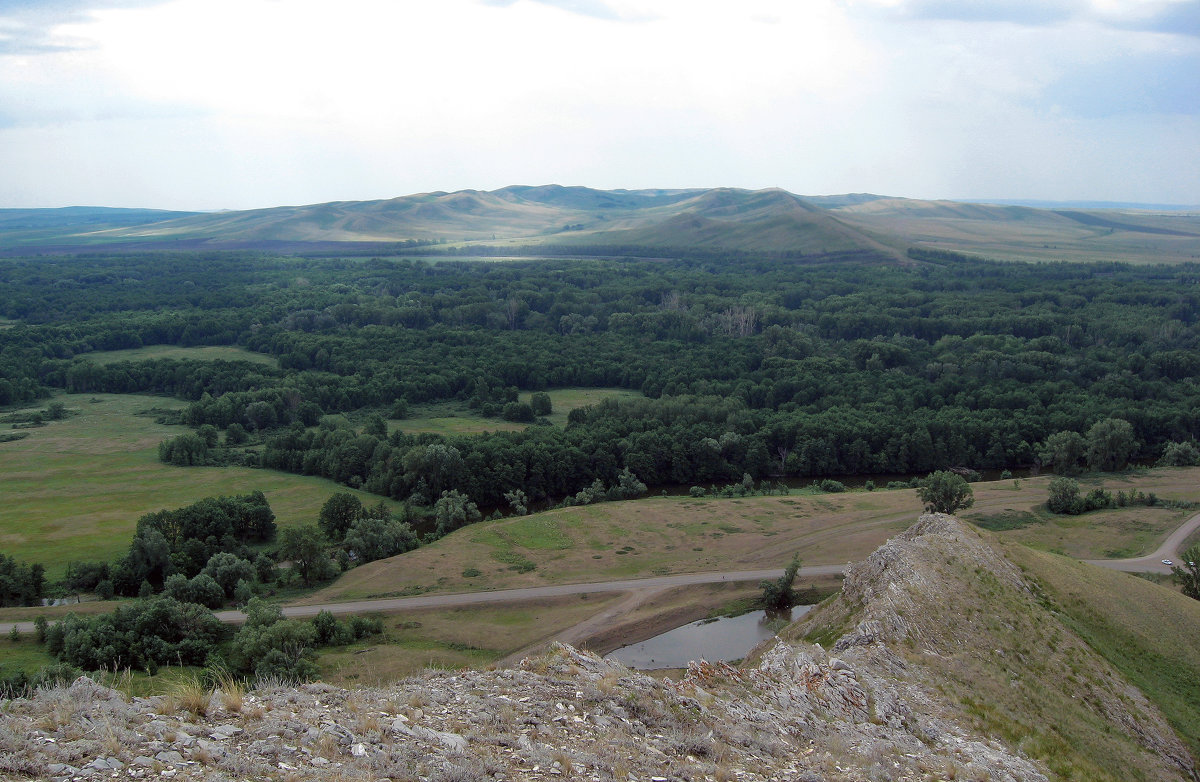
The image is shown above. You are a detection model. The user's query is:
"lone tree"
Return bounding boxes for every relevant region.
[1172,546,1200,601]
[760,554,802,611]
[1046,476,1082,514]
[318,492,363,541]
[917,471,974,514]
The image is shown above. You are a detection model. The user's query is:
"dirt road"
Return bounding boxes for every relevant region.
[5,511,1198,636]
[1084,510,1200,574]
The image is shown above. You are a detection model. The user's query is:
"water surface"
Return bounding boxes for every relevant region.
[604,607,812,670]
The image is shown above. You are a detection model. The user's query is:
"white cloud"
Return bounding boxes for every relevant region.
[0,0,1196,207]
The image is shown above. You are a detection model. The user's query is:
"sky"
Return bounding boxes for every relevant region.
[0,0,1197,210]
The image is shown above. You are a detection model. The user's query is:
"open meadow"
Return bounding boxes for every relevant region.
[300,467,1200,604]
[391,387,641,436]
[85,345,278,367]
[0,393,397,577]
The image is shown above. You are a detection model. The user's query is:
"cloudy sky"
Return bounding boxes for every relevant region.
[0,0,1197,209]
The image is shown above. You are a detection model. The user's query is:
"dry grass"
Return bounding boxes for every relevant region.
[86,345,277,367]
[211,667,246,713]
[316,594,624,684]
[168,674,211,718]
[298,468,1200,607]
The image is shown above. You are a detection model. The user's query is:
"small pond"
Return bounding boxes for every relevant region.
[603,606,812,670]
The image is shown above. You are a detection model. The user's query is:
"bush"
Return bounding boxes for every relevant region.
[760,554,801,611]
[1159,441,1200,467]
[1047,476,1082,514]
[818,479,846,493]
[689,486,706,497]
[917,471,974,514]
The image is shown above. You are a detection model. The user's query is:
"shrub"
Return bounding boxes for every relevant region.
[1047,476,1082,515]
[917,471,974,514]
[1159,441,1200,467]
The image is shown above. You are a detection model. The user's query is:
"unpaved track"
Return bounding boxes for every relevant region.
[5,512,1199,636]
[1084,511,1200,574]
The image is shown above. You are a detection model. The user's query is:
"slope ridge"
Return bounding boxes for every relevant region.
[791,513,1195,781]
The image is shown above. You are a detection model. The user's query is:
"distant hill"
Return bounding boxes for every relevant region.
[2,186,1198,263]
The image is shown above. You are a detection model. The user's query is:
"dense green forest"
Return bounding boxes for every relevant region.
[2,251,1199,512]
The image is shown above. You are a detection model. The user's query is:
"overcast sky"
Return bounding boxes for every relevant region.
[0,0,1197,209]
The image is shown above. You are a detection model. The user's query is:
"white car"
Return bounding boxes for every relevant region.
[1162,559,1174,566]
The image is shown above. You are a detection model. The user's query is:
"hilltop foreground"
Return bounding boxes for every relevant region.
[1,515,1195,781]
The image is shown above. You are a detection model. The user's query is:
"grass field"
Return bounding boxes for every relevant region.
[301,468,1200,604]
[393,387,641,436]
[85,345,277,366]
[317,594,622,684]
[519,387,642,427]
[0,394,398,577]
[1009,542,1200,761]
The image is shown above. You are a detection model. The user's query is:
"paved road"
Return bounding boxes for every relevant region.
[1084,510,1200,574]
[5,512,1198,635]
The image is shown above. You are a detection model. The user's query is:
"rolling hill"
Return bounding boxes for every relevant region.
[1,186,1198,262]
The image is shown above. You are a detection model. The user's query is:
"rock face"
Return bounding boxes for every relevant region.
[0,513,1193,781]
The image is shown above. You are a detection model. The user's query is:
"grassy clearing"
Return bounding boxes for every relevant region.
[392,387,641,436]
[85,345,277,366]
[391,407,527,436]
[0,394,399,577]
[520,387,642,427]
[0,634,56,676]
[1009,544,1200,762]
[316,595,621,684]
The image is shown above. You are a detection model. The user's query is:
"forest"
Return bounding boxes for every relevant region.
[2,249,1199,516]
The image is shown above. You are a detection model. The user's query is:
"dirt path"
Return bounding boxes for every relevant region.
[492,586,671,668]
[6,511,1198,637]
[1084,510,1200,573]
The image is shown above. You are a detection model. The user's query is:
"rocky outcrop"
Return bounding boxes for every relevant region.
[0,513,1193,781]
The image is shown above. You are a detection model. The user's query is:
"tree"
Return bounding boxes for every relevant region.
[318,492,363,541]
[760,554,801,611]
[1158,441,1200,467]
[344,516,418,563]
[1047,476,1081,514]
[278,525,334,586]
[1171,546,1200,600]
[504,489,529,516]
[433,490,481,537]
[202,552,255,597]
[363,414,387,439]
[1039,431,1086,476]
[530,392,552,417]
[917,471,974,514]
[225,422,249,445]
[1085,418,1136,472]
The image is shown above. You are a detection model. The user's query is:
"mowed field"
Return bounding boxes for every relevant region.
[0,393,397,577]
[392,387,641,436]
[86,345,278,366]
[300,467,1200,604]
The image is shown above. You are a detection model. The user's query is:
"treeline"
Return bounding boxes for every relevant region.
[2,252,1200,504]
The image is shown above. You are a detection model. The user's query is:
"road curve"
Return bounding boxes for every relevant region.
[0,566,846,635]
[1084,510,1200,574]
[4,512,1198,636]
